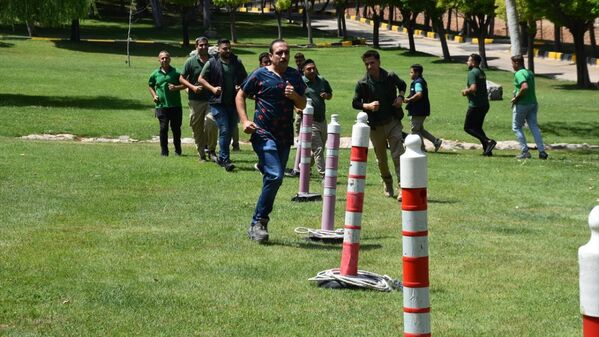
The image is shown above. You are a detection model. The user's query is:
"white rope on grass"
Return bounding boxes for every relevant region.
[309,268,402,292]
[294,227,344,240]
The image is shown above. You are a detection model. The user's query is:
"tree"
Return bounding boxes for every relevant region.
[149,0,164,28]
[274,0,292,39]
[170,0,198,47]
[334,0,349,40]
[304,0,314,45]
[395,0,427,53]
[212,0,246,42]
[457,0,496,68]
[0,0,93,37]
[531,0,599,87]
[426,0,452,60]
[503,0,522,55]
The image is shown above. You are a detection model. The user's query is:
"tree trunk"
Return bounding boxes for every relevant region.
[319,0,330,13]
[527,20,536,72]
[388,5,393,28]
[372,6,380,49]
[446,8,452,32]
[304,0,313,45]
[276,11,283,39]
[407,14,416,53]
[149,0,163,28]
[70,19,80,42]
[504,0,520,56]
[569,24,592,87]
[433,18,451,61]
[203,0,212,32]
[554,25,561,52]
[229,10,237,43]
[182,7,191,47]
[341,4,348,40]
[26,21,36,37]
[520,22,528,55]
[488,14,495,36]
[589,23,597,56]
[135,0,148,19]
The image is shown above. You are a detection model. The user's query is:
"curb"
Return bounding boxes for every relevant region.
[345,14,495,45]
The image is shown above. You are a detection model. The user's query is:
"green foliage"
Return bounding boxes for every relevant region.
[0,0,93,26]
[530,0,599,27]
[212,0,246,11]
[274,0,292,12]
[456,0,496,16]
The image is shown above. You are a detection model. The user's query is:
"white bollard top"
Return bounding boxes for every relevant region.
[328,114,341,134]
[351,112,370,148]
[579,205,599,317]
[588,205,599,245]
[303,98,314,115]
[404,134,426,157]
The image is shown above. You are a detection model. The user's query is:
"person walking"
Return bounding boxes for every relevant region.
[301,59,333,177]
[462,53,496,156]
[148,50,186,157]
[198,39,248,171]
[179,37,211,162]
[236,39,307,243]
[510,55,548,160]
[352,50,406,201]
[405,64,442,153]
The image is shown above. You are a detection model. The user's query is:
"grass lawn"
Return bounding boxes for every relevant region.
[1,8,599,337]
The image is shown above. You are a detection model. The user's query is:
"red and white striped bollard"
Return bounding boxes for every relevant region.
[321,114,341,231]
[340,112,370,276]
[580,205,599,337]
[401,134,431,337]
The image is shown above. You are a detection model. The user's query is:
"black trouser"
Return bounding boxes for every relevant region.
[464,106,490,147]
[156,107,183,155]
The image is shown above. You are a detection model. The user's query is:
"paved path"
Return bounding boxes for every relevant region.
[311,17,599,83]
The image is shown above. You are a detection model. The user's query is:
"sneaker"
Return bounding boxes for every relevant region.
[224,162,236,172]
[516,151,531,159]
[484,140,497,156]
[248,221,269,243]
[396,191,402,202]
[161,152,168,157]
[199,154,207,162]
[383,181,394,198]
[210,151,218,163]
[539,151,548,160]
[232,145,240,151]
[433,139,443,152]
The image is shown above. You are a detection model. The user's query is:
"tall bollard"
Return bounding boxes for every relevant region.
[309,112,400,291]
[400,134,431,337]
[292,99,321,202]
[579,205,599,337]
[340,112,370,276]
[321,114,341,231]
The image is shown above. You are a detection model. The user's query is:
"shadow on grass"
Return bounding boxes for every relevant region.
[0,93,147,110]
[428,199,458,204]
[484,225,537,235]
[549,83,598,91]
[432,55,500,64]
[543,121,599,138]
[0,41,14,48]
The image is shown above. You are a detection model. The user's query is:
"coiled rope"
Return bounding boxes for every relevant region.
[294,227,344,240]
[309,268,402,292]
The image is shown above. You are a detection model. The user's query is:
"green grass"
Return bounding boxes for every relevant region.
[1,138,597,337]
[1,9,599,337]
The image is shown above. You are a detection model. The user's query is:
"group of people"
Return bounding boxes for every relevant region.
[147,38,548,243]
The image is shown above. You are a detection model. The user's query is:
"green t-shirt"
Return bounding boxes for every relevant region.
[200,60,236,106]
[467,67,489,108]
[513,68,537,105]
[302,75,333,122]
[148,67,182,108]
[181,55,209,101]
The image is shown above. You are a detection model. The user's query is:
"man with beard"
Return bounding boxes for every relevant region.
[236,39,307,243]
[179,37,211,162]
[198,39,248,171]
[461,53,496,156]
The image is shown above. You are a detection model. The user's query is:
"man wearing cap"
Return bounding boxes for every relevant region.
[179,37,211,162]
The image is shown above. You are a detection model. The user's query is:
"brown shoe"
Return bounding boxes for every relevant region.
[383,180,394,198]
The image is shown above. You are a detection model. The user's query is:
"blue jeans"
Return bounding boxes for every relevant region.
[211,104,238,163]
[512,103,545,153]
[251,136,291,225]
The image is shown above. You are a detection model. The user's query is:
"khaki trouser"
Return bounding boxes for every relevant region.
[369,118,404,185]
[311,120,327,176]
[204,112,218,153]
[410,115,438,150]
[188,100,209,156]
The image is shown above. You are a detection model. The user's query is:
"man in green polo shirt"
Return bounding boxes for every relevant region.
[510,55,548,160]
[301,59,332,177]
[352,50,407,201]
[179,37,211,162]
[461,53,497,156]
[148,50,186,157]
